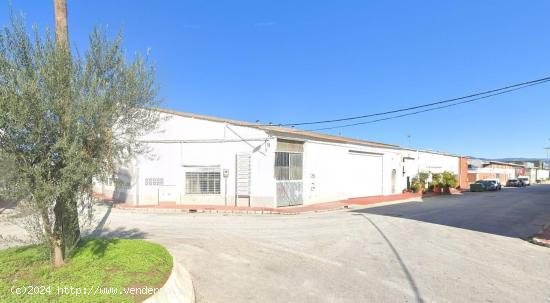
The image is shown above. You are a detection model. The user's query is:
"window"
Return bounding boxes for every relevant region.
[145,177,164,186]
[275,152,303,180]
[186,168,221,194]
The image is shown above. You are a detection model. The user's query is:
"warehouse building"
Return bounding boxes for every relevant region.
[467,160,525,184]
[94,109,467,207]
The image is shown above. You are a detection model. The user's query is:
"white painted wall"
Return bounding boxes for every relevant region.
[536,169,550,180]
[302,141,406,205]
[468,167,517,180]
[416,151,460,175]
[96,113,277,207]
[397,150,460,183]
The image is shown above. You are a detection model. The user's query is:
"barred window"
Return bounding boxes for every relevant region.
[275,152,303,181]
[145,177,164,186]
[186,168,221,194]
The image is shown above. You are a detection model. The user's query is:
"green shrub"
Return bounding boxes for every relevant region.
[410,180,420,193]
[441,171,459,188]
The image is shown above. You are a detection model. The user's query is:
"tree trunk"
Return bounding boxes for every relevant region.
[40,207,65,267]
[54,0,69,48]
[52,0,81,267]
[52,201,66,267]
[52,238,66,267]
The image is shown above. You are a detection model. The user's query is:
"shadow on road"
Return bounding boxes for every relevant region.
[354,213,424,303]
[93,226,147,239]
[351,186,550,239]
[89,202,146,240]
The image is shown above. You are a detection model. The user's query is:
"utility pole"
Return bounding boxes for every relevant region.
[545,147,550,169]
[54,0,69,47]
[52,0,80,268]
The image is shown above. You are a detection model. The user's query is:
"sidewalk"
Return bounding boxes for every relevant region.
[107,192,425,215]
[532,225,550,247]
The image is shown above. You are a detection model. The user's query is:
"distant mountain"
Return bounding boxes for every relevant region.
[493,158,549,168]
[494,158,546,162]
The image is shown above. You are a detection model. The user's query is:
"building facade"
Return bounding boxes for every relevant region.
[467,160,525,184]
[94,109,467,207]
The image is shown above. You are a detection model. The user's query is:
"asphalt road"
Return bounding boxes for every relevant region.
[2,185,550,302]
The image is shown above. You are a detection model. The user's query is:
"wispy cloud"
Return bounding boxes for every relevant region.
[254,21,276,27]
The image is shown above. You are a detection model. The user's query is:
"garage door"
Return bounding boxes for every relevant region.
[348,151,383,198]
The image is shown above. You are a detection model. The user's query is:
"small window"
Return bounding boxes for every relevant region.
[186,168,221,194]
[275,152,303,181]
[145,177,164,186]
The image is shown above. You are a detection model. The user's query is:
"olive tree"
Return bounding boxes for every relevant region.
[0,16,160,267]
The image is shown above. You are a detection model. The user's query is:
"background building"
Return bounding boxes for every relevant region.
[467,160,525,184]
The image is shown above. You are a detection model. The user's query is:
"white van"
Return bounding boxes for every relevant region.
[517,176,530,186]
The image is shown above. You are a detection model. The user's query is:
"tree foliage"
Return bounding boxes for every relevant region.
[0,16,160,265]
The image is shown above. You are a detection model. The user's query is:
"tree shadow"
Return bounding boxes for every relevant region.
[91,203,112,236]
[81,227,148,258]
[93,227,147,239]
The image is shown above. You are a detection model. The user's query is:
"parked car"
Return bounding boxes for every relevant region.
[476,180,487,190]
[506,179,522,187]
[517,176,530,186]
[487,179,502,190]
[482,180,499,191]
[470,182,485,192]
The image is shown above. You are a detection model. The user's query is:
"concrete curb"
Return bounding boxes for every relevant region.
[530,222,550,248]
[144,256,195,303]
[113,197,427,216]
[116,206,349,215]
[115,205,351,215]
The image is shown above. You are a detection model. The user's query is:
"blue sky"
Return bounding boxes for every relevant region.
[2,1,550,159]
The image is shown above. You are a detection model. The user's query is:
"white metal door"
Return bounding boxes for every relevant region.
[348,152,383,198]
[235,153,251,206]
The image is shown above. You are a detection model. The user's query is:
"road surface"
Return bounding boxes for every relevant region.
[2,185,549,302]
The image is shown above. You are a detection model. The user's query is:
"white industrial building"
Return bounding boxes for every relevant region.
[94,109,465,207]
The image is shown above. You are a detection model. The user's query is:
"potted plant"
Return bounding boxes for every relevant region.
[410,178,421,193]
[442,171,458,194]
[431,173,443,193]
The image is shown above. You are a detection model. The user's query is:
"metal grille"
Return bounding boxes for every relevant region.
[276,181,303,206]
[186,171,221,194]
[145,177,164,186]
[277,139,304,152]
[275,152,303,180]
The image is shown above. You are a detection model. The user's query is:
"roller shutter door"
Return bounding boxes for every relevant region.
[348,151,383,198]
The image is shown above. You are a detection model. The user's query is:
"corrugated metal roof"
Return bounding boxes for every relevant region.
[152,108,463,156]
[485,161,525,168]
[153,108,400,149]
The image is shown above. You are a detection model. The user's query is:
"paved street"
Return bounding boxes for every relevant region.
[2,185,550,302]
